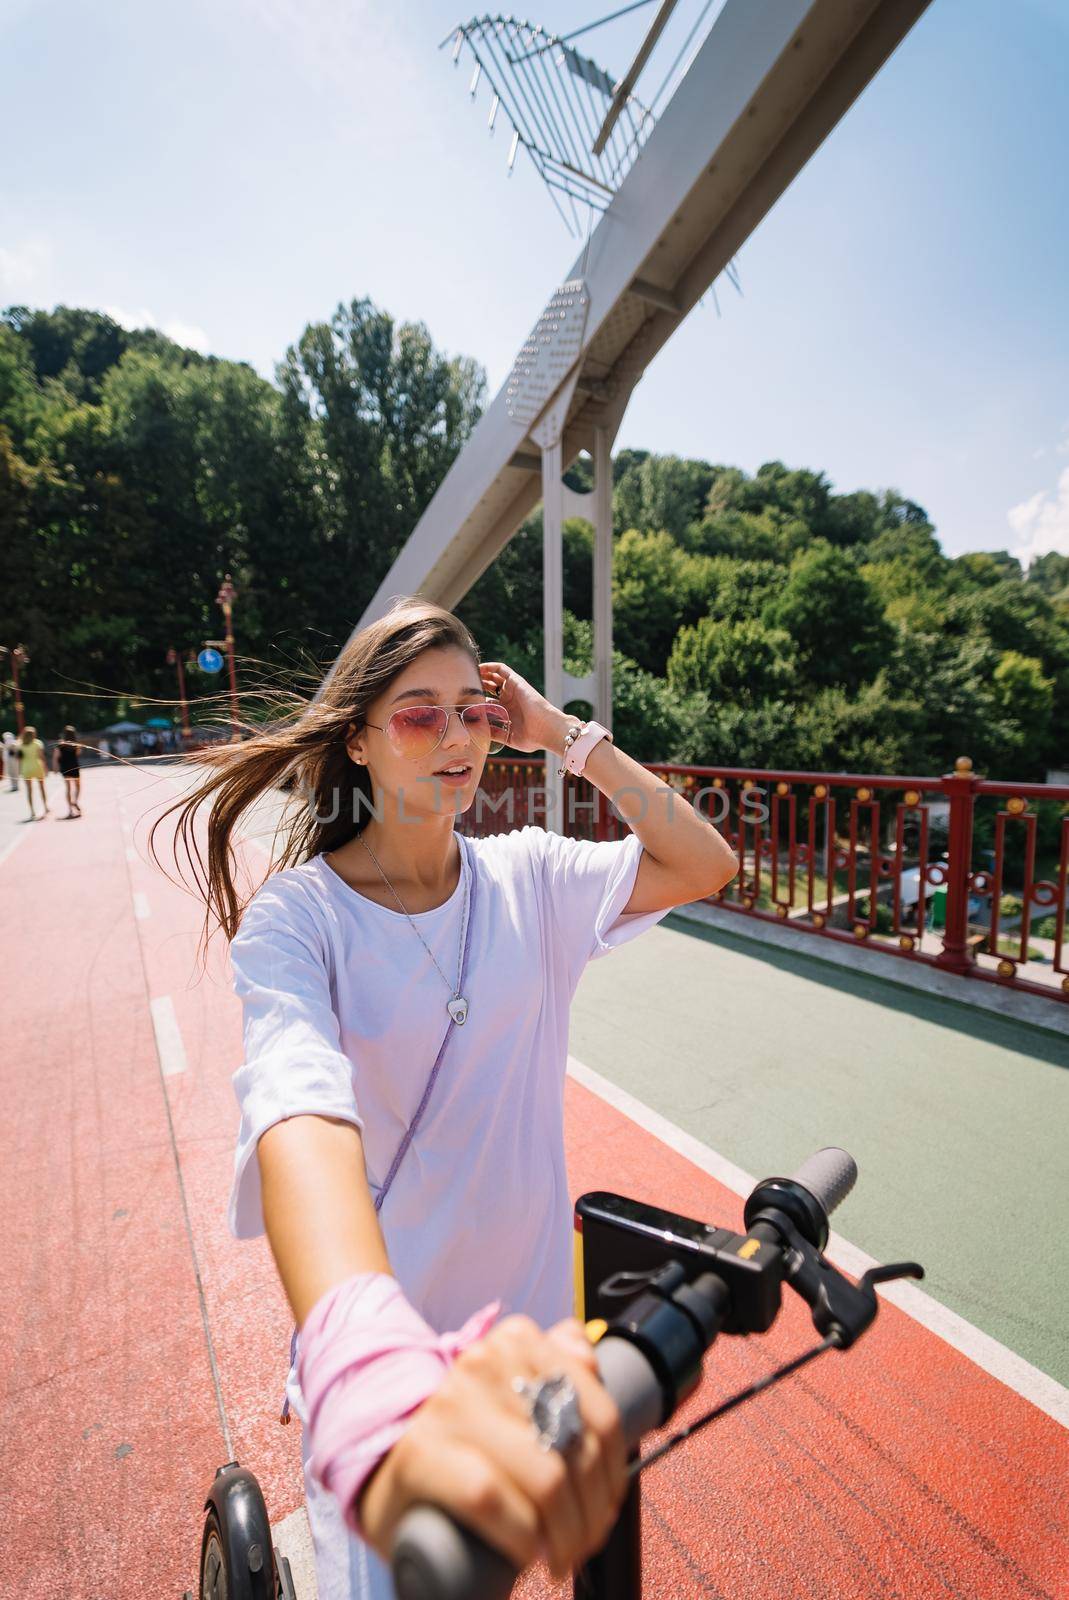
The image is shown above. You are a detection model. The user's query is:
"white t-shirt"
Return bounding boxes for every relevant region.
[227,824,672,1335]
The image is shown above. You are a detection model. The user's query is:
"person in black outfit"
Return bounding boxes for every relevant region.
[52,724,82,818]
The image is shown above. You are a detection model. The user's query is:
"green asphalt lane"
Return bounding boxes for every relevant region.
[572,912,1069,1391]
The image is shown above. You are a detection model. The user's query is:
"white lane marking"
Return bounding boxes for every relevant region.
[150,996,188,1078]
[0,829,29,870]
[566,1054,1069,1430]
[125,847,137,864]
[271,1505,319,1599]
[133,892,150,920]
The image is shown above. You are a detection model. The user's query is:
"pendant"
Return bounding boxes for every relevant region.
[447,995,469,1025]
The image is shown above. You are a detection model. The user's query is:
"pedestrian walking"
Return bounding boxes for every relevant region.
[152,596,738,1600]
[2,730,19,790]
[19,725,49,819]
[52,724,82,818]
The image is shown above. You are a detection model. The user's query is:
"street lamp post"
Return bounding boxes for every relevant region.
[215,576,240,740]
[166,647,193,742]
[1,645,30,736]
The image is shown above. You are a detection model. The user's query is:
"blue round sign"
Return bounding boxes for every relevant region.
[198,647,223,674]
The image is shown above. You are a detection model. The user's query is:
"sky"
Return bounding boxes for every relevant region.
[2,0,1067,564]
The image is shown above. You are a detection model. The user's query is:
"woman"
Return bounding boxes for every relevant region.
[19,725,48,819]
[2,730,19,790]
[52,725,82,817]
[155,598,736,1600]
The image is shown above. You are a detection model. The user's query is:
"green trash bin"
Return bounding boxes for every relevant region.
[928,884,947,931]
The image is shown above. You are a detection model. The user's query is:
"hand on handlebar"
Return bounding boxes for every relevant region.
[358,1314,628,1582]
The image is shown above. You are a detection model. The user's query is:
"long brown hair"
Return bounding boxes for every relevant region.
[149,597,482,945]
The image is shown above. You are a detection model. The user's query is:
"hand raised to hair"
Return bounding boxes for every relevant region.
[479,662,566,756]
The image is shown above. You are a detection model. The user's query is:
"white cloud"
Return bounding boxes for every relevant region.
[103,303,211,354]
[0,236,52,299]
[161,318,212,354]
[1008,465,1069,566]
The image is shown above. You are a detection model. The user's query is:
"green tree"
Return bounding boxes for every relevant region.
[762,541,892,691]
[277,297,485,631]
[667,616,797,706]
[1026,551,1069,606]
[703,557,781,622]
[612,528,714,673]
[991,651,1054,757]
[612,452,716,542]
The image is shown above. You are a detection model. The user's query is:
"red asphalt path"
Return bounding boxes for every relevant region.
[2,763,1066,1599]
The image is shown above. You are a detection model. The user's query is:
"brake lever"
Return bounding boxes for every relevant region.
[779,1225,924,1347]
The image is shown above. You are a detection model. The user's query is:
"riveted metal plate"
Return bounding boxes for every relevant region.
[506,279,590,428]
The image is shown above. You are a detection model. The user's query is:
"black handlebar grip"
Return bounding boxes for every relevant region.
[391,1507,515,1600]
[789,1147,857,1217]
[390,1334,664,1600]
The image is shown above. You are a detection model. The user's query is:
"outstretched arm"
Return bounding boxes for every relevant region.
[257,1113,391,1327]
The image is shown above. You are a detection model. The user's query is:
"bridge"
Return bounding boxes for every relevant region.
[330,0,934,828]
[2,758,1065,1597]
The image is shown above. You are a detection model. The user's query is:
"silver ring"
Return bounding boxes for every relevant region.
[512,1371,584,1456]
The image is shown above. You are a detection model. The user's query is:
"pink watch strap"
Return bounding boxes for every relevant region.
[563,720,612,778]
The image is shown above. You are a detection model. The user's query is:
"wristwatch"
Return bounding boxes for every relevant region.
[557,720,613,778]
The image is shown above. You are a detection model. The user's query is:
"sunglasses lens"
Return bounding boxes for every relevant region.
[388,706,448,757]
[462,703,511,754]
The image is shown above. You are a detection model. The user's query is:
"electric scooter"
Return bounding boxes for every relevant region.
[191,1147,921,1600]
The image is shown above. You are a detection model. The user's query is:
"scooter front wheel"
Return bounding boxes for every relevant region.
[201,1508,229,1600]
[192,1461,289,1599]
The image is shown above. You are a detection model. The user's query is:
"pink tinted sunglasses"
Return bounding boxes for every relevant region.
[363,700,511,760]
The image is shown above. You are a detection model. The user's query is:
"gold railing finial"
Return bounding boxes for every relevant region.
[954,755,973,774]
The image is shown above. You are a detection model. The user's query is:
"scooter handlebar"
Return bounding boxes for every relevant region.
[391,1334,662,1600]
[389,1148,857,1600]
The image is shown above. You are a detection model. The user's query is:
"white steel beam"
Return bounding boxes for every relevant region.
[335,0,933,695]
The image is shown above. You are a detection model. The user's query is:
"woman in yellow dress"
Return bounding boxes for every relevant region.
[19,725,49,820]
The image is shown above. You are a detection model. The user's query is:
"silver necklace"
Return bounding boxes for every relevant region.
[357,833,471,1025]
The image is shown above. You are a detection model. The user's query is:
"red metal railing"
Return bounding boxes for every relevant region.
[463,755,1069,1005]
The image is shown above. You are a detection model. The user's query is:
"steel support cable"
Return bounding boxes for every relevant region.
[557,46,606,181]
[543,173,583,235]
[569,55,603,163]
[544,175,591,211]
[514,30,606,211]
[480,18,547,153]
[447,11,658,220]
[463,27,534,153]
[579,58,627,187]
[512,20,585,177]
[592,0,678,156]
[580,46,649,185]
[523,21,620,205]
[485,20,558,166]
[538,38,601,187]
[510,0,659,61]
[529,29,587,173]
[479,20,545,150]
[505,19,572,163]
[593,69,636,187]
[614,99,639,177]
[647,0,718,115]
[612,99,641,182]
